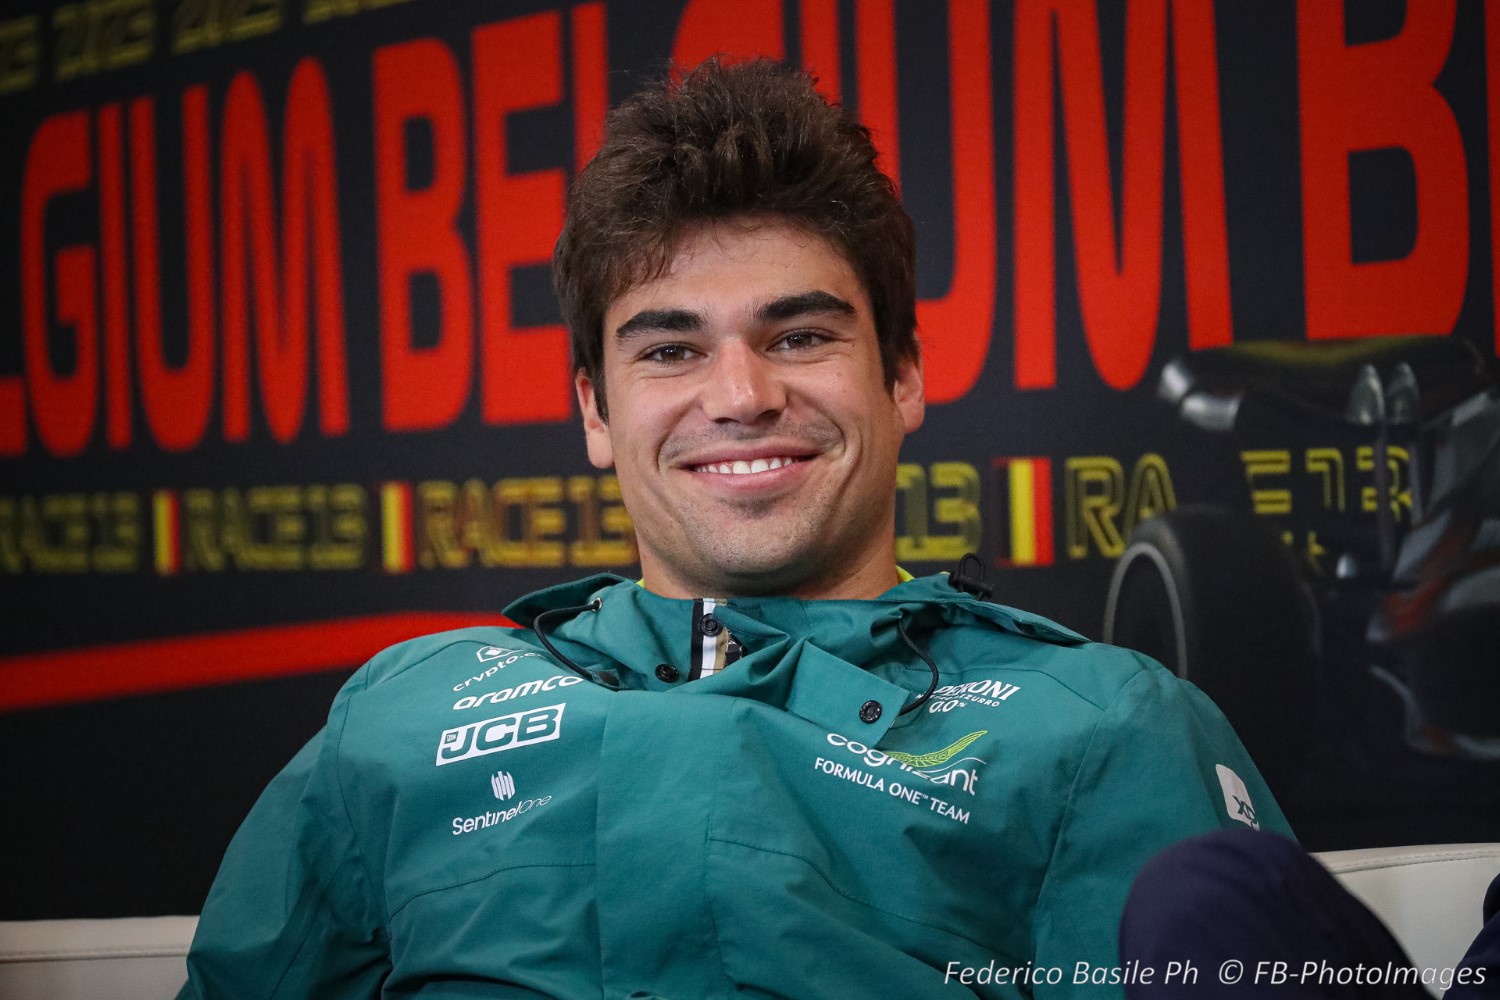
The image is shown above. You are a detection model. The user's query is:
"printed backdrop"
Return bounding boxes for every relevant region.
[2,0,1499,918]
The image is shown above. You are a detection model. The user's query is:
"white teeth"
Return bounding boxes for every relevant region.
[695,456,798,474]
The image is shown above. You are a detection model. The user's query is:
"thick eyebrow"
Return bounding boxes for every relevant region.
[614,308,704,342]
[612,290,857,344]
[754,290,857,325]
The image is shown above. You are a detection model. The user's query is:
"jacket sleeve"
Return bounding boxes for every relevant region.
[178,675,390,1000]
[1030,655,1292,995]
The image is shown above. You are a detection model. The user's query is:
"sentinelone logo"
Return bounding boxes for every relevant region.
[437,704,565,766]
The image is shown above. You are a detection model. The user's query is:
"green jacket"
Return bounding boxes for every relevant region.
[181,573,1289,999]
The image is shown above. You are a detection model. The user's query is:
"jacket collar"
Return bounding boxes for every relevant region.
[503,573,1086,741]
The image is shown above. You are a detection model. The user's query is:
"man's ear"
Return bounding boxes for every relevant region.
[893,351,925,434]
[575,369,615,469]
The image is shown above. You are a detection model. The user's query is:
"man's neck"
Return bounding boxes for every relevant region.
[639,548,904,601]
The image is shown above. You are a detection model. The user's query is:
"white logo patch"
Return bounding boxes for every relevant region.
[437,703,565,766]
[1216,764,1259,830]
[490,771,516,800]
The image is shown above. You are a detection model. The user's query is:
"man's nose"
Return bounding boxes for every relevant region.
[702,342,787,423]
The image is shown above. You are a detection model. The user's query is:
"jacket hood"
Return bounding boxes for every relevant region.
[502,573,1088,742]
[503,571,1088,646]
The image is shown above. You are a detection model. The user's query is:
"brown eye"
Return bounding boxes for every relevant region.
[643,343,695,363]
[775,330,825,351]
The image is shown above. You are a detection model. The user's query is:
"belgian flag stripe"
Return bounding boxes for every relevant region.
[153,491,179,575]
[381,482,412,573]
[997,457,1053,567]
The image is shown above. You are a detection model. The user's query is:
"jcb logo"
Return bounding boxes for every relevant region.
[436,704,565,766]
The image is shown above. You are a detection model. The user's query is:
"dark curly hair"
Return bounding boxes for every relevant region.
[553,58,918,418]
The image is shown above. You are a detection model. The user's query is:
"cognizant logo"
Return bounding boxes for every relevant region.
[436,704,565,766]
[825,731,988,795]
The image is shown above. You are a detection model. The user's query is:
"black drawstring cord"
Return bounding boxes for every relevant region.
[896,616,941,715]
[948,552,993,600]
[531,599,603,680]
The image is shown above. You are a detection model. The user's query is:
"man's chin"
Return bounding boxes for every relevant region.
[683,542,824,597]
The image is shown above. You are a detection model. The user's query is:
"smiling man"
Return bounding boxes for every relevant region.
[181,60,1289,1000]
[578,217,922,599]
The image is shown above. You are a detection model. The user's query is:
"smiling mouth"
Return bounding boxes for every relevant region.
[690,456,808,475]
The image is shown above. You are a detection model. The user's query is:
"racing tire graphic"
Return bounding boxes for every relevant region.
[1103,506,1319,796]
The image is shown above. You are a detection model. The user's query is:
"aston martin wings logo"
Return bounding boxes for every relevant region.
[884,731,987,768]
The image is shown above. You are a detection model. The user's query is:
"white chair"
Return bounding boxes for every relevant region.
[0,844,1495,999]
[1318,843,1500,977]
[0,915,197,999]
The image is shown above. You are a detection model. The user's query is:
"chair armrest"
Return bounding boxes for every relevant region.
[1317,843,1500,976]
[0,915,198,1000]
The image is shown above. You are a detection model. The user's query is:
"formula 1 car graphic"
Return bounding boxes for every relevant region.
[1102,336,1500,838]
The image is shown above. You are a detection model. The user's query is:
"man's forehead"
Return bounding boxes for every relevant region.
[602,216,870,332]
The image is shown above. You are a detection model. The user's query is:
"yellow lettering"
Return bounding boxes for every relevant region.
[0,16,41,94]
[1240,449,1292,515]
[522,477,566,568]
[895,463,984,562]
[1064,457,1125,559]
[0,497,19,573]
[1304,529,1328,575]
[307,484,366,570]
[234,486,301,570]
[568,475,637,567]
[183,489,223,572]
[1124,454,1176,533]
[1356,445,1411,518]
[417,480,466,569]
[1305,447,1345,511]
[89,492,139,572]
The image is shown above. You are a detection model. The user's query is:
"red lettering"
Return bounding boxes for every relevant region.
[474,13,571,424]
[99,104,132,449]
[1298,0,1466,339]
[855,0,898,185]
[284,58,350,437]
[221,72,287,441]
[134,92,216,452]
[373,39,473,432]
[799,0,841,102]
[219,61,348,443]
[21,111,96,457]
[671,0,784,68]
[808,0,996,404]
[0,362,19,455]
[1014,0,1231,390]
[571,3,608,171]
[1172,2,1231,353]
[915,0,995,405]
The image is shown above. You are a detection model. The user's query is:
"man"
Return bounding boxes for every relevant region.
[180,59,1287,999]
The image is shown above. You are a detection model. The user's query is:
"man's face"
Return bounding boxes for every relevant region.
[575,216,924,599]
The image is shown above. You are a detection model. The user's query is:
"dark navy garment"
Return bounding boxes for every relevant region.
[1118,828,1499,999]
